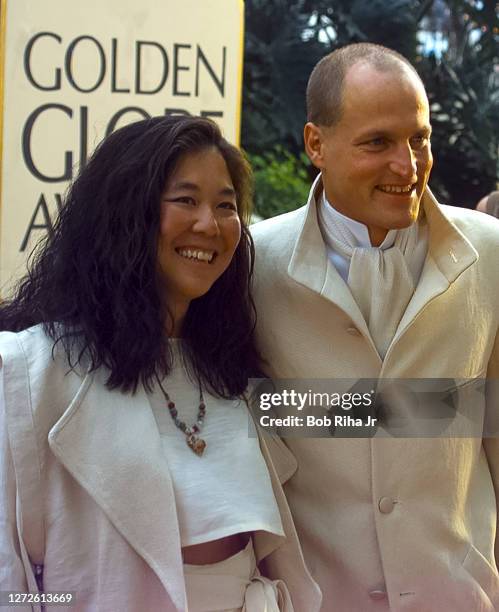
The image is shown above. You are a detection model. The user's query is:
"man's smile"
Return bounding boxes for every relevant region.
[376,183,416,194]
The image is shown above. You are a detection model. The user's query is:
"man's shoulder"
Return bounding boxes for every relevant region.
[440,203,499,247]
[440,201,499,226]
[250,205,309,280]
[250,205,308,245]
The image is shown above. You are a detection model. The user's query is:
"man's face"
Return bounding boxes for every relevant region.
[305,61,433,246]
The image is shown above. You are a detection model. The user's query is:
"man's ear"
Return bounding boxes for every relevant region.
[304,122,325,169]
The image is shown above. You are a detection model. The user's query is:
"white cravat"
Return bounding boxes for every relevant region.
[318,194,428,358]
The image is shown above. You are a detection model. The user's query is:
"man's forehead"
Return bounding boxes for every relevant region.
[340,62,429,117]
[343,60,427,98]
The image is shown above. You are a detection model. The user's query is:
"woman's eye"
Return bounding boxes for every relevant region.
[173,196,196,205]
[218,202,237,211]
[367,138,385,146]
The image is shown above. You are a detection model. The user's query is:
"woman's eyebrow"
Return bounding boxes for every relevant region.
[168,181,199,192]
[166,183,235,197]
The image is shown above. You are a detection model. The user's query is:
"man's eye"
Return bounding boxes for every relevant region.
[362,138,385,148]
[411,135,429,149]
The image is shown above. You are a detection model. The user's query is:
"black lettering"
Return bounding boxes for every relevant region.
[195,45,226,97]
[105,106,151,137]
[111,38,131,93]
[79,106,88,169]
[200,110,223,119]
[55,193,64,213]
[22,104,73,182]
[135,41,169,94]
[173,44,191,96]
[65,35,106,93]
[20,194,54,251]
[24,32,62,91]
[164,107,191,116]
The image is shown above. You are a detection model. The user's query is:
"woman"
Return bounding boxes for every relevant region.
[0,116,320,611]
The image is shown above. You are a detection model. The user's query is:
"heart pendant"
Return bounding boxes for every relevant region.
[187,435,206,456]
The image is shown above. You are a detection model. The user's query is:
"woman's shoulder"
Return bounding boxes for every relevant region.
[0,323,54,364]
[0,324,87,417]
[0,323,88,375]
[0,324,74,386]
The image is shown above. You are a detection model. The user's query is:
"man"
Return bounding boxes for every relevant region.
[251,43,499,611]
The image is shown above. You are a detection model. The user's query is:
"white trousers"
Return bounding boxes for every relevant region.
[184,538,294,612]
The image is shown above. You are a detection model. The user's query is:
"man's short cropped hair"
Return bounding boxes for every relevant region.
[306,43,425,127]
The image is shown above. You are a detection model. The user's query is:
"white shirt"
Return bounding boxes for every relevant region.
[318,193,428,285]
[148,341,284,547]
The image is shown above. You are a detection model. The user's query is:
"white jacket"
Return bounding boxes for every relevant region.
[0,325,321,612]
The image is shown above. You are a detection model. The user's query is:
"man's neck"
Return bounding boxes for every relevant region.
[321,194,397,250]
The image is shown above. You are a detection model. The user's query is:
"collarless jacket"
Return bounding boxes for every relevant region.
[251,178,499,612]
[0,325,321,612]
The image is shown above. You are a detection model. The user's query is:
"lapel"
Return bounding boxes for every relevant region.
[287,178,478,363]
[255,431,323,611]
[384,189,478,362]
[48,368,186,611]
[287,175,374,344]
[252,432,290,563]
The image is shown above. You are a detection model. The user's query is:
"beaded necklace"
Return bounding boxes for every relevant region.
[156,376,207,456]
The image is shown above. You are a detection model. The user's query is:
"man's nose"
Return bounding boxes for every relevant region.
[192,204,219,236]
[389,144,418,179]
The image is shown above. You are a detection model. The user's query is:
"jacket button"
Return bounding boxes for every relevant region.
[378,497,395,513]
[346,326,361,336]
[369,589,387,601]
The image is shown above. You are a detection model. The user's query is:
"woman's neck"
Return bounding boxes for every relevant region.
[166,300,189,337]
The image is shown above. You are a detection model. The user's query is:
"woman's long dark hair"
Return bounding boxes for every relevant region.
[0,116,261,396]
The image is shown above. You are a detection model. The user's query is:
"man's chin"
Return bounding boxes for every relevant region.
[376,209,420,235]
[391,210,420,229]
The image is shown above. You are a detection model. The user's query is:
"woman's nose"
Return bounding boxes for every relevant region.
[192,204,219,236]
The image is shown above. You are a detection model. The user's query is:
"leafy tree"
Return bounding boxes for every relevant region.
[247,147,311,219]
[242,0,325,153]
[417,0,498,205]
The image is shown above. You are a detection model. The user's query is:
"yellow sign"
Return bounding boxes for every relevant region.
[0,0,244,294]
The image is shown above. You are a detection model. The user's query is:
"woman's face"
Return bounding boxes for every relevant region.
[157,147,241,320]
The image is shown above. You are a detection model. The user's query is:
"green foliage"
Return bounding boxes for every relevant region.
[242,0,499,214]
[247,147,312,219]
[417,1,498,205]
[242,1,325,153]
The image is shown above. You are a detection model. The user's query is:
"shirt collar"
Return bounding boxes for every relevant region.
[322,193,397,249]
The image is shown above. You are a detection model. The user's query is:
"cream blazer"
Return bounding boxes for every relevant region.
[0,326,321,612]
[251,179,499,611]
